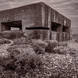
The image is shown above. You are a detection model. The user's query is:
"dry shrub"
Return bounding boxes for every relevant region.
[32,39,48,54]
[15,53,43,76]
[0,71,19,78]
[15,48,43,77]
[0,38,11,44]
[7,47,20,59]
[54,46,68,54]
[54,45,78,55]
[7,44,33,58]
[13,36,31,45]
[0,43,77,78]
[45,40,58,53]
[6,45,43,77]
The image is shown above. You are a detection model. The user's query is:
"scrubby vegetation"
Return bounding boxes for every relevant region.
[0,31,77,78]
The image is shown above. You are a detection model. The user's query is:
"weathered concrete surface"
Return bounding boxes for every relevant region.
[0,2,71,41]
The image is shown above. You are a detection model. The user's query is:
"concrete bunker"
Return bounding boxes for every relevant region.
[0,2,71,41]
[1,20,22,31]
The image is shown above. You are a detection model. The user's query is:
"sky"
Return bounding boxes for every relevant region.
[0,0,78,34]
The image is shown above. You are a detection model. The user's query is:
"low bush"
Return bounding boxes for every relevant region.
[13,36,31,45]
[32,39,48,54]
[54,46,69,54]
[45,40,58,53]
[6,45,43,77]
[7,47,20,59]
[0,71,19,78]
[15,53,43,76]
[0,38,11,45]
[54,45,78,55]
[0,37,77,78]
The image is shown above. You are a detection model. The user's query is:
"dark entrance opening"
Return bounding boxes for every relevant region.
[63,26,69,32]
[51,22,61,31]
[1,20,22,31]
[51,22,61,41]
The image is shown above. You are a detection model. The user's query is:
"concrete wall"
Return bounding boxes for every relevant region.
[0,3,42,36]
[41,3,71,41]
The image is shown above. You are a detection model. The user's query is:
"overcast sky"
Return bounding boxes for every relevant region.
[0,0,78,34]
